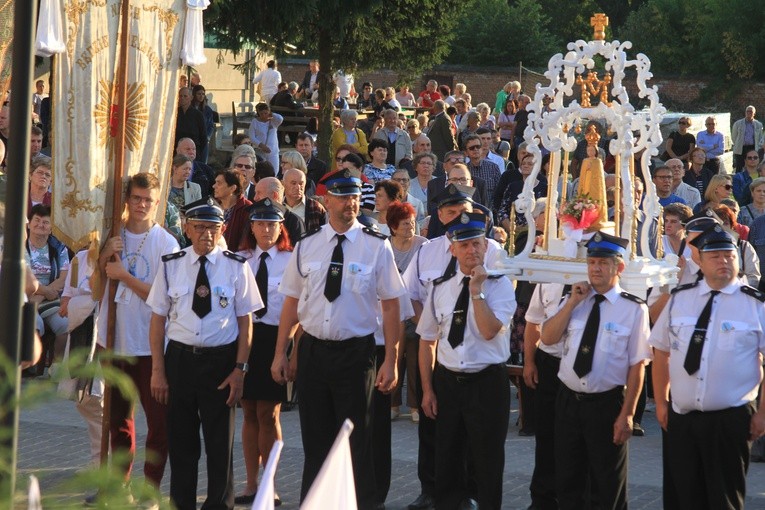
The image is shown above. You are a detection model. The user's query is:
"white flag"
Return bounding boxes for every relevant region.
[27,475,42,510]
[301,419,357,510]
[251,440,284,510]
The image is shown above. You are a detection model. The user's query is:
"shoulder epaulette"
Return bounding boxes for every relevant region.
[671,281,699,294]
[223,251,246,263]
[362,226,388,240]
[433,273,455,286]
[161,251,186,262]
[620,291,645,305]
[488,274,504,280]
[741,285,765,302]
[299,227,322,241]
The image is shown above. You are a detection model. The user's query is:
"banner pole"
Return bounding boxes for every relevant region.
[100,0,131,467]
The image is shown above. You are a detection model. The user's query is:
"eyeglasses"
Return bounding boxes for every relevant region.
[128,195,155,205]
[234,163,253,170]
[446,157,465,164]
[447,177,469,184]
[746,156,760,160]
[466,145,481,151]
[33,170,52,178]
[723,184,733,190]
[655,175,672,180]
[392,177,410,183]
[191,223,221,233]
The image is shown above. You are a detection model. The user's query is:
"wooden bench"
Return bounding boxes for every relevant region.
[507,364,526,429]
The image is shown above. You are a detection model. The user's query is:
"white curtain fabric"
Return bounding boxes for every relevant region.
[180,0,210,66]
[35,0,66,57]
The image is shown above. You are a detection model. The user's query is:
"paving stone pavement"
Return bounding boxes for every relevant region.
[13,386,765,509]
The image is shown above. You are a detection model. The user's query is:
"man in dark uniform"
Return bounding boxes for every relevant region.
[651,226,765,509]
[271,171,406,510]
[542,232,651,510]
[418,211,516,510]
[148,198,262,510]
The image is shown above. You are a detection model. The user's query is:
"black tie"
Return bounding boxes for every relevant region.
[192,255,212,318]
[254,252,269,318]
[684,290,720,375]
[447,276,471,349]
[573,294,606,377]
[324,234,346,302]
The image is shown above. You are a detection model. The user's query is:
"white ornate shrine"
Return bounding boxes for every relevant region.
[493,13,679,294]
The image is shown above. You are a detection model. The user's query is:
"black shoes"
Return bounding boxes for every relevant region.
[632,423,645,436]
[408,493,435,510]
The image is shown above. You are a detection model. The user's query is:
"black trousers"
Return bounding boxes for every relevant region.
[165,340,237,510]
[555,385,628,510]
[434,364,510,510]
[373,345,391,505]
[414,353,437,497]
[297,334,377,509]
[667,403,754,510]
[529,350,561,510]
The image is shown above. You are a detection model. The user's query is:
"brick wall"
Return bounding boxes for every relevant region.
[279,62,763,117]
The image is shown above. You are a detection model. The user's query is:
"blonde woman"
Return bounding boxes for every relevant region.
[694,173,732,214]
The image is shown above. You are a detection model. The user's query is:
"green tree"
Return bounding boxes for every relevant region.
[205,0,468,161]
[447,0,561,67]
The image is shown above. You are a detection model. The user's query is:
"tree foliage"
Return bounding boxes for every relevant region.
[619,0,765,80]
[205,0,468,160]
[447,0,561,67]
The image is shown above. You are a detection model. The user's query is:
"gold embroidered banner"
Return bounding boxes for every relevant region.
[0,0,13,104]
[52,0,185,250]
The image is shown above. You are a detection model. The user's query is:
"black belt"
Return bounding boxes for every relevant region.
[438,363,503,383]
[304,332,374,348]
[562,384,624,402]
[536,349,561,362]
[168,339,236,355]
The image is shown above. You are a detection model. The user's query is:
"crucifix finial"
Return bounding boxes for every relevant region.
[590,13,609,41]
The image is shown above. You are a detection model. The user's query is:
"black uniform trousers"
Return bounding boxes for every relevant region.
[555,385,628,510]
[415,361,437,497]
[433,363,510,510]
[165,340,237,510]
[373,345,392,505]
[529,349,561,510]
[667,403,754,510]
[297,334,377,510]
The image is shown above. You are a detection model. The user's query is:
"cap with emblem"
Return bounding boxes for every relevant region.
[446,211,486,242]
[433,183,475,209]
[688,225,736,252]
[248,198,286,222]
[586,231,629,258]
[183,196,224,223]
[318,170,362,196]
[685,210,722,233]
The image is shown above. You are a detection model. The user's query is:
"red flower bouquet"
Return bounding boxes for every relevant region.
[559,195,601,231]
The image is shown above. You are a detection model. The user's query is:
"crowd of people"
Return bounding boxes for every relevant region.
[3,64,765,510]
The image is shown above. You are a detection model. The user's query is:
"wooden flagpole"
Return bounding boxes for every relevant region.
[100,0,131,466]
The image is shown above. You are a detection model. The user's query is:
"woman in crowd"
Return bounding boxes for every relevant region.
[248,102,283,172]
[476,102,496,131]
[386,201,427,422]
[498,153,547,232]
[191,85,216,163]
[395,85,416,107]
[715,205,761,287]
[661,203,693,259]
[328,145,376,212]
[213,168,252,251]
[739,176,765,227]
[234,199,293,506]
[385,87,401,110]
[408,152,436,206]
[167,155,202,213]
[364,139,397,183]
[391,169,426,228]
[372,180,404,236]
[417,113,430,134]
[329,109,368,171]
[733,150,762,205]
[406,119,421,142]
[497,99,517,145]
[683,146,716,198]
[693,173,732,214]
[663,116,695,164]
[28,156,52,215]
[494,80,521,116]
[720,198,749,241]
[458,111,480,150]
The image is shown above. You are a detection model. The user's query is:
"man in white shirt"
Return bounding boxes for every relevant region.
[252,60,282,104]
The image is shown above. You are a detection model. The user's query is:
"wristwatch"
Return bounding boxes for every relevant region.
[235,362,249,373]
[471,292,485,301]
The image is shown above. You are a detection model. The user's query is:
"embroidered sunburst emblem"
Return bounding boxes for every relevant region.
[94,79,149,157]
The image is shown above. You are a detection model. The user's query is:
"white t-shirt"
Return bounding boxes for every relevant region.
[334,71,354,98]
[97,224,179,356]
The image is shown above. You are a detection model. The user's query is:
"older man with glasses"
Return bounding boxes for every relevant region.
[463,134,501,209]
[667,158,701,209]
